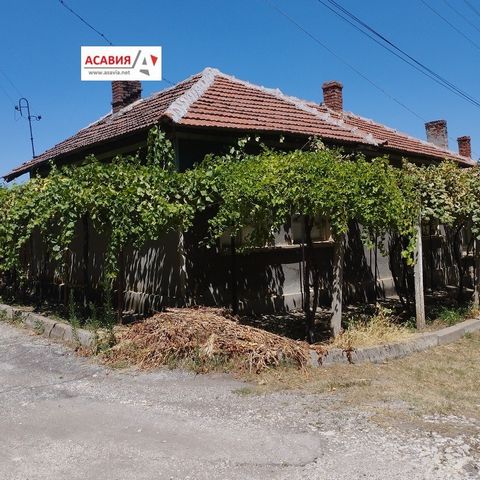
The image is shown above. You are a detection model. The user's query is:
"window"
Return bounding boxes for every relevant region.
[219,226,254,248]
[218,216,332,251]
[291,215,332,243]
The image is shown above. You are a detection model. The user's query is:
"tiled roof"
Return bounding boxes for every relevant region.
[313,104,473,165]
[5,67,474,180]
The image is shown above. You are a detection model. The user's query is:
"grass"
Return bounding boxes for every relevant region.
[328,304,414,349]
[246,332,480,420]
[426,304,476,331]
[326,303,477,350]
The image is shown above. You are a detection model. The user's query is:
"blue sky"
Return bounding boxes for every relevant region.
[1,0,479,181]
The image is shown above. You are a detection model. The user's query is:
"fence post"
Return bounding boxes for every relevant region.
[414,218,426,329]
[230,235,238,314]
[82,214,89,308]
[117,248,125,324]
[474,238,480,309]
[331,233,344,337]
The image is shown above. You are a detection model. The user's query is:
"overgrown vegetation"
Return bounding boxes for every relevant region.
[1,127,480,337]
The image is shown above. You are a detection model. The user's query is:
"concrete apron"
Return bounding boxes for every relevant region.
[1,303,479,367]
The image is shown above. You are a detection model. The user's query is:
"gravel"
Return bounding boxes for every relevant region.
[0,321,478,479]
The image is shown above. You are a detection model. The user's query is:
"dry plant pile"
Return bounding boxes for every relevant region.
[104,307,323,373]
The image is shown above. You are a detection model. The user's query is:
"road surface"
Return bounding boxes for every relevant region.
[0,321,477,479]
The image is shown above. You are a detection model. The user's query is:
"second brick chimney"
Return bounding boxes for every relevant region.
[425,120,448,150]
[457,136,471,158]
[112,81,142,113]
[322,81,343,111]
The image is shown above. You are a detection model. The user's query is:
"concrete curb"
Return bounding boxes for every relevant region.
[316,317,480,366]
[1,302,479,367]
[0,303,94,349]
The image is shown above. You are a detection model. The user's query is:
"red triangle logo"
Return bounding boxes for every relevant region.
[150,55,158,66]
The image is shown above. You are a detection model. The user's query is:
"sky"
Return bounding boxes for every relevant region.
[1,0,479,182]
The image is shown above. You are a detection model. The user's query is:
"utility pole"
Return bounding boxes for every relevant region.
[15,98,41,158]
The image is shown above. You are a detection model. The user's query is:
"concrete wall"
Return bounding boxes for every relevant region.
[6,216,473,316]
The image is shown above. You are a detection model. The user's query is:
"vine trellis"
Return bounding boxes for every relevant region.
[1,128,479,336]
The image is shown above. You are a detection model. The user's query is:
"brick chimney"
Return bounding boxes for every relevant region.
[457,136,471,158]
[111,81,142,113]
[425,120,448,150]
[322,81,343,111]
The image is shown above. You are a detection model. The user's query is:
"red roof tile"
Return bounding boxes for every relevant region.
[5,67,474,180]
[313,104,473,165]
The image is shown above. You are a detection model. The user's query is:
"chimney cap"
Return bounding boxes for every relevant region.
[425,119,447,128]
[322,80,343,89]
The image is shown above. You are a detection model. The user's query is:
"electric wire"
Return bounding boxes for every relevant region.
[463,0,480,19]
[0,68,23,98]
[58,0,113,45]
[315,0,460,96]
[264,0,478,158]
[420,0,480,51]
[318,0,480,108]
[264,0,427,121]
[0,81,15,106]
[442,0,480,35]
[57,0,175,86]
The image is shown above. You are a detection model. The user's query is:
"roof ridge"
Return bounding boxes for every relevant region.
[212,70,380,146]
[164,67,220,123]
[343,110,471,161]
[84,70,209,127]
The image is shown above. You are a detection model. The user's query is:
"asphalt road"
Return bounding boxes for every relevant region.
[0,321,477,480]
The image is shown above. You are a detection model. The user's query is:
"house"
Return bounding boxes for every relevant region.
[4,67,476,315]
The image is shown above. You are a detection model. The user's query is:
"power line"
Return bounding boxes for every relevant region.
[57,0,175,86]
[263,0,426,121]
[58,0,113,45]
[420,0,480,52]
[315,0,457,95]
[0,68,23,98]
[263,0,477,157]
[442,0,480,35]
[317,0,480,109]
[463,0,480,19]
[0,82,15,106]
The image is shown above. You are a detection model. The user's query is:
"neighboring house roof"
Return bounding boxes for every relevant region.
[5,67,474,180]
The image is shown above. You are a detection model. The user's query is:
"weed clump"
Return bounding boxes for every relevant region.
[330,304,414,349]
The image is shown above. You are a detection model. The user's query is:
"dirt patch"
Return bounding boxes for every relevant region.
[103,307,324,373]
